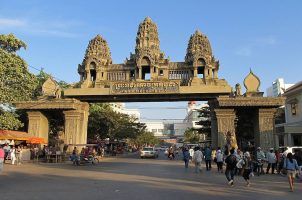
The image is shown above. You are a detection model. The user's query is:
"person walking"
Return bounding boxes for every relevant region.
[225,148,237,186]
[275,149,282,174]
[215,147,224,173]
[204,146,212,171]
[235,149,243,175]
[266,148,276,174]
[16,146,23,165]
[256,147,266,176]
[182,147,190,170]
[189,148,194,162]
[10,146,16,165]
[242,151,253,187]
[193,147,203,173]
[0,145,5,174]
[3,143,10,163]
[283,153,300,192]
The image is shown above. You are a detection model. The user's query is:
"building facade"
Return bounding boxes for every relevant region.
[110,103,140,121]
[277,81,302,146]
[266,78,294,97]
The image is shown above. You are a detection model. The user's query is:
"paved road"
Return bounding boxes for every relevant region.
[1,152,301,200]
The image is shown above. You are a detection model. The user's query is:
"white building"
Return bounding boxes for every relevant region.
[142,121,164,137]
[275,81,302,146]
[110,103,140,121]
[266,78,294,97]
[183,101,209,129]
[143,101,209,138]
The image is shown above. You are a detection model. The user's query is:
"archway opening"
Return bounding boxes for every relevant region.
[235,108,256,151]
[197,58,205,79]
[141,57,151,80]
[90,62,96,81]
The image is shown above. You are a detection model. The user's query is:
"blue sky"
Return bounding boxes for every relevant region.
[1,0,301,120]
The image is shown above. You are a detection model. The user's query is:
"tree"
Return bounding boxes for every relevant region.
[184,128,200,143]
[87,103,147,140]
[0,108,23,130]
[196,106,211,137]
[0,34,38,130]
[0,34,38,103]
[130,132,160,147]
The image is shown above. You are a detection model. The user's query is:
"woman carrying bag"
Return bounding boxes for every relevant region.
[283,153,300,192]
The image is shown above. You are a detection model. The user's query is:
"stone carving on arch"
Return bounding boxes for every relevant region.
[84,57,99,70]
[136,52,155,66]
[194,57,207,67]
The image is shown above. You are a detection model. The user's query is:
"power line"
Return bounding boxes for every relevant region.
[28,65,67,83]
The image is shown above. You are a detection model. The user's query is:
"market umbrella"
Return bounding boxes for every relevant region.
[0,130,30,141]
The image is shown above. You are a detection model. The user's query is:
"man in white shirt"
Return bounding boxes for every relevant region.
[193,147,203,173]
[266,148,276,174]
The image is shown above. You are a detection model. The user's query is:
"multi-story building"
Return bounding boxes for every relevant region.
[183,101,209,129]
[266,78,294,97]
[143,101,209,139]
[143,121,165,137]
[275,81,302,146]
[110,103,140,121]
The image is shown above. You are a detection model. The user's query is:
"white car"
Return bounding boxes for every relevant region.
[140,147,158,158]
[282,146,302,155]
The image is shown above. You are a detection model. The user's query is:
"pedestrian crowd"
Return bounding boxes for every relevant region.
[181,145,302,192]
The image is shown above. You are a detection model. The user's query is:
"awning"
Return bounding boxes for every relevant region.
[0,130,30,141]
[0,130,46,144]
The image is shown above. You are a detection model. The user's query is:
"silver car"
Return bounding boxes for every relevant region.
[140,147,158,158]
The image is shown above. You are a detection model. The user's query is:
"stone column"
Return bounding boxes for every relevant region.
[256,108,276,151]
[63,103,89,150]
[210,107,218,149]
[27,111,49,144]
[214,108,236,149]
[139,67,142,80]
[213,69,218,79]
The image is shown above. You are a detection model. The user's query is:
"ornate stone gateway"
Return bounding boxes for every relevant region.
[64,17,231,102]
[15,17,284,150]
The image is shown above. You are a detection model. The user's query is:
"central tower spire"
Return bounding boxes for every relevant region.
[135,17,162,63]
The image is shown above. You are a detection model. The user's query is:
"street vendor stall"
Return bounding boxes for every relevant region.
[0,130,46,161]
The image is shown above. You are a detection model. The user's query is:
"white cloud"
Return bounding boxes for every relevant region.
[235,36,277,56]
[253,36,277,45]
[0,18,27,27]
[235,46,252,56]
[0,17,79,38]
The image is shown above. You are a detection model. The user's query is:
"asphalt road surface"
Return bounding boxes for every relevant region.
[1,152,301,200]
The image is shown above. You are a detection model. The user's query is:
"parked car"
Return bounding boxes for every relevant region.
[140,147,158,158]
[281,146,302,155]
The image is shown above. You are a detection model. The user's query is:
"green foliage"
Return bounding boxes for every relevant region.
[0,34,39,130]
[88,103,147,140]
[0,34,38,103]
[196,106,211,137]
[0,33,26,53]
[0,109,23,130]
[184,128,200,143]
[131,132,160,147]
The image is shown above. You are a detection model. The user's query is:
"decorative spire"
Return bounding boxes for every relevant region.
[84,34,112,65]
[135,17,161,62]
[244,69,261,93]
[185,29,212,64]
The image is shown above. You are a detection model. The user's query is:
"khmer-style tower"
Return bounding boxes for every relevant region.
[185,30,219,85]
[78,35,112,88]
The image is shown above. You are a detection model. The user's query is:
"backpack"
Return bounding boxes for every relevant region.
[226,155,237,168]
